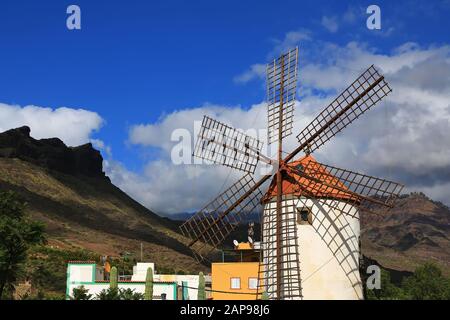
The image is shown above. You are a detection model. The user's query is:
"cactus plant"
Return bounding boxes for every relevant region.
[144,267,153,300]
[197,272,206,300]
[110,266,118,290]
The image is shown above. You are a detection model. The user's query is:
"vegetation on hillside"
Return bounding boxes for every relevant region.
[0,191,45,299]
[0,157,206,276]
[367,263,450,300]
[20,246,100,299]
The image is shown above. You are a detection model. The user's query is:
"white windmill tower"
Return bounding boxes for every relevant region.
[262,155,370,299]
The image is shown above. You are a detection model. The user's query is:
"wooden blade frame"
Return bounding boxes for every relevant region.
[290,160,404,218]
[257,196,303,300]
[296,65,392,154]
[182,65,393,254]
[179,173,263,260]
[267,47,298,144]
[193,116,264,174]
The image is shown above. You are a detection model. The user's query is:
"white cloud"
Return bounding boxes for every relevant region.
[112,39,450,214]
[269,29,311,55]
[0,103,103,146]
[115,102,277,214]
[233,64,266,84]
[233,29,311,84]
[90,139,112,157]
[130,102,267,141]
[104,157,249,214]
[321,16,339,33]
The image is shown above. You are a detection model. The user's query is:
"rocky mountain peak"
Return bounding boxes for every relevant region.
[0,126,106,178]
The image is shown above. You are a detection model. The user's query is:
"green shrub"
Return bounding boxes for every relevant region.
[366,263,450,300]
[70,286,92,300]
[96,287,120,300]
[366,269,407,300]
[96,287,144,300]
[119,288,144,300]
[402,263,450,300]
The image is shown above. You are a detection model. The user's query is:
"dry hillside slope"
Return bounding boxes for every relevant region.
[0,127,205,273]
[361,193,450,275]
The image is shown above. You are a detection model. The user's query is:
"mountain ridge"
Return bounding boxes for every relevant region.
[0,127,205,273]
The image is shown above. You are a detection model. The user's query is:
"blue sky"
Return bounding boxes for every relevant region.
[1,1,450,213]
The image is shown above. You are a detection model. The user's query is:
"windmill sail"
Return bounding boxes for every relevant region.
[267,47,298,144]
[258,195,303,300]
[294,65,391,156]
[289,160,404,218]
[179,173,263,260]
[193,116,264,174]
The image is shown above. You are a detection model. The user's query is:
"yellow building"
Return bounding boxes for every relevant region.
[211,242,261,300]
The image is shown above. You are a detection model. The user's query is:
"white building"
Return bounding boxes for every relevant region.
[132,262,203,300]
[262,155,363,300]
[66,261,201,300]
[131,262,155,281]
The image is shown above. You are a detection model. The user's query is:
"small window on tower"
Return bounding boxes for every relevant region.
[296,207,312,225]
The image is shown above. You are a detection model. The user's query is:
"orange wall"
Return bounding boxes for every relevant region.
[211,262,260,300]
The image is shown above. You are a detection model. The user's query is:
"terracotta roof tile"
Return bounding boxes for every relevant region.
[263,155,360,203]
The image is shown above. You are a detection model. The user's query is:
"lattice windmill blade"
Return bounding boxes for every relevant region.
[179,173,263,260]
[193,115,266,174]
[289,160,404,218]
[267,47,298,144]
[257,190,303,300]
[294,65,391,157]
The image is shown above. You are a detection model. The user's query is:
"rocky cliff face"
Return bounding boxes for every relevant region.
[0,126,105,178]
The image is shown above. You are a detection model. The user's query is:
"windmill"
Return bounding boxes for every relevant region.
[179,47,404,300]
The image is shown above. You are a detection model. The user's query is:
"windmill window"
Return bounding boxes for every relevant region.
[297,207,312,225]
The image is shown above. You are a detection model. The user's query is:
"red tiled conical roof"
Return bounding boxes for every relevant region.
[263,155,360,203]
